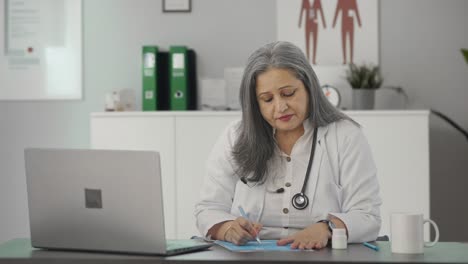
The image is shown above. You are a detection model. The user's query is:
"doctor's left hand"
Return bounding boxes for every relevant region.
[277,222,330,250]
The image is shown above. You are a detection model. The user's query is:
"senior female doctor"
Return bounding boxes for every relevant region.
[194,41,381,250]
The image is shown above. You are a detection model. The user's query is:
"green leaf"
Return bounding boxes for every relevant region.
[462,49,468,64]
[344,63,383,89]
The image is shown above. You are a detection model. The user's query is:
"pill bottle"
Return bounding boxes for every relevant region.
[332,228,347,249]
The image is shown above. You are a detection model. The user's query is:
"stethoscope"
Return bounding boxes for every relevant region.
[241,127,318,210]
[290,127,318,210]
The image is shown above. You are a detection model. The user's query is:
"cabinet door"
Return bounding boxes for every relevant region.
[175,115,240,238]
[348,112,429,237]
[90,116,177,239]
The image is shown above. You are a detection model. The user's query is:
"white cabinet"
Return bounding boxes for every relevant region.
[90,110,430,239]
[90,115,177,238]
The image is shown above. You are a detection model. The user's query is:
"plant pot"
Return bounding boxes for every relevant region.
[352,89,376,110]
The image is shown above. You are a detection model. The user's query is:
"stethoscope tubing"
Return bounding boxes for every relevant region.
[292,127,318,210]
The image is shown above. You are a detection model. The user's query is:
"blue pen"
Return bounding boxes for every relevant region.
[238,206,261,244]
[363,242,379,251]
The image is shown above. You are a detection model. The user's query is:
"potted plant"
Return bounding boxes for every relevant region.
[345,63,383,110]
[462,49,468,64]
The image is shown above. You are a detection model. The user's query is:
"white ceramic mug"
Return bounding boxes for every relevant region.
[390,213,439,254]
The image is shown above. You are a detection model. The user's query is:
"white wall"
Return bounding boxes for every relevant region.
[0,0,467,243]
[0,0,276,243]
[380,0,468,241]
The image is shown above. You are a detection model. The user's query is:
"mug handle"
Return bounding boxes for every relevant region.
[424,219,439,247]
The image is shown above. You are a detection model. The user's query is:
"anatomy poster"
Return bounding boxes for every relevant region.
[277,0,378,66]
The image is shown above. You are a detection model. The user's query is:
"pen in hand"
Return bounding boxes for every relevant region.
[238,206,261,244]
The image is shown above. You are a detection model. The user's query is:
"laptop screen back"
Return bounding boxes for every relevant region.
[25,148,168,254]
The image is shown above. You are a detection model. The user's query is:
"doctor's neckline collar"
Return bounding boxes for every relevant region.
[271,118,328,151]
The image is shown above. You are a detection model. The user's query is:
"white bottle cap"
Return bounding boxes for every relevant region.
[333,228,346,236]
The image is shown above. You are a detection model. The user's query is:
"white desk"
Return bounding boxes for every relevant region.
[90,110,430,239]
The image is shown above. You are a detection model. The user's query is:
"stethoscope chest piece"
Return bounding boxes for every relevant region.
[292,192,309,210]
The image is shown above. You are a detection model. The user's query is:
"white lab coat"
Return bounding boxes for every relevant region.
[194,118,381,243]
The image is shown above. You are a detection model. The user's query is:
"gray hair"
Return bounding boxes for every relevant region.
[232,41,352,183]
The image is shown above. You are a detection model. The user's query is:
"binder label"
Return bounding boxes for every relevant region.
[144,68,153,77]
[145,90,154,99]
[144,53,156,68]
[172,53,185,69]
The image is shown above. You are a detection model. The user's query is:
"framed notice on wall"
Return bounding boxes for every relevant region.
[0,0,82,100]
[163,0,191,13]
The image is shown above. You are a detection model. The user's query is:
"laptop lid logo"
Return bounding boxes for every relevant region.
[85,188,103,209]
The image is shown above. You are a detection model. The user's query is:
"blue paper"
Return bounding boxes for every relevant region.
[215,240,313,252]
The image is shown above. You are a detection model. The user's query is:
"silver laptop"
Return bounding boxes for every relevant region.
[24,148,211,255]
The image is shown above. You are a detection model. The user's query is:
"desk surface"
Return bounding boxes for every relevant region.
[1,239,468,264]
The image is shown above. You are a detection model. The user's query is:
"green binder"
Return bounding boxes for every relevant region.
[169,46,188,110]
[142,46,158,111]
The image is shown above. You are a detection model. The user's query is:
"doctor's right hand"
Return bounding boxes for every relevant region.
[220,217,262,245]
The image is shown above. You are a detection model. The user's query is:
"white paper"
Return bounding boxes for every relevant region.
[224,67,244,110]
[199,78,226,110]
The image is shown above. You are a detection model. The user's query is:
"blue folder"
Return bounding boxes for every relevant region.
[215,240,313,252]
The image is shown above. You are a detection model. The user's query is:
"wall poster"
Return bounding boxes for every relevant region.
[0,0,82,100]
[277,0,378,66]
